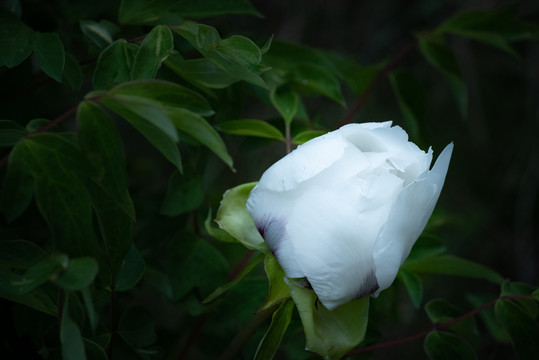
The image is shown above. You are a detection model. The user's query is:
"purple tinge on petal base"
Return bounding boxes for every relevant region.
[254,214,287,255]
[355,269,379,299]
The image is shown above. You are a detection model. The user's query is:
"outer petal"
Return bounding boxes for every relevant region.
[373,143,453,293]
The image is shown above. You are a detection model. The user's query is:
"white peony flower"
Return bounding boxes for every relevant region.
[246,122,453,310]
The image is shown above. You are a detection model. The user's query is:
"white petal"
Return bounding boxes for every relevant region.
[373,143,453,293]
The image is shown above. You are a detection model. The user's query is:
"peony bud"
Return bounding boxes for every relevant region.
[246,122,453,310]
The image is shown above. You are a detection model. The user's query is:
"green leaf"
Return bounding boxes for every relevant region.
[467,293,510,343]
[0,146,34,222]
[0,14,33,67]
[435,6,539,56]
[402,255,504,284]
[160,171,204,216]
[168,237,229,300]
[203,252,264,304]
[292,129,326,145]
[168,107,233,169]
[293,64,344,105]
[93,40,138,90]
[424,331,477,360]
[425,299,480,348]
[501,281,538,319]
[9,134,99,256]
[389,69,426,145]
[109,79,214,116]
[397,268,423,308]
[218,119,284,140]
[259,254,290,311]
[165,54,239,89]
[174,22,267,88]
[81,287,98,331]
[56,257,98,291]
[270,85,298,125]
[79,19,118,49]
[495,299,539,359]
[131,25,174,80]
[99,94,182,171]
[0,240,48,269]
[0,256,63,295]
[418,35,467,117]
[205,208,237,243]
[0,120,25,147]
[254,299,294,360]
[61,295,87,360]
[407,233,447,262]
[0,284,57,315]
[288,281,369,360]
[63,53,83,91]
[216,182,268,253]
[326,53,380,95]
[32,31,65,82]
[118,306,157,349]
[115,243,146,292]
[119,0,261,25]
[78,101,135,276]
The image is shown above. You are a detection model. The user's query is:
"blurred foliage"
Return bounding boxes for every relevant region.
[1,0,539,359]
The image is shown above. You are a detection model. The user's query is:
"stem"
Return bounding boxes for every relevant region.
[218,303,280,360]
[285,121,292,154]
[345,294,532,356]
[338,41,417,127]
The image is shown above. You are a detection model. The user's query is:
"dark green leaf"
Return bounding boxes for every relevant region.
[93,40,139,90]
[326,53,380,95]
[501,281,538,319]
[293,64,344,105]
[425,299,480,348]
[436,6,539,56]
[110,79,214,116]
[56,257,98,291]
[8,134,99,256]
[407,233,447,262]
[79,19,118,49]
[25,118,50,132]
[397,268,423,308]
[131,25,174,80]
[61,295,87,360]
[418,35,467,117]
[0,256,63,295]
[165,54,239,89]
[403,255,504,284]
[160,171,204,216]
[0,284,57,315]
[495,299,539,359]
[115,243,146,292]
[0,120,25,147]
[218,119,284,140]
[118,306,157,348]
[270,85,298,125]
[119,0,261,25]
[32,31,65,82]
[78,101,135,275]
[168,107,233,169]
[0,14,33,67]
[424,331,477,360]
[174,22,267,88]
[0,239,48,269]
[83,339,107,360]
[81,287,98,331]
[203,252,263,304]
[389,69,426,145]
[169,237,229,300]
[99,94,182,171]
[0,145,34,222]
[254,299,294,360]
[63,53,83,91]
[467,293,510,343]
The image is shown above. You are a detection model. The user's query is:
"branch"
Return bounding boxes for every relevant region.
[345,294,531,356]
[338,41,417,127]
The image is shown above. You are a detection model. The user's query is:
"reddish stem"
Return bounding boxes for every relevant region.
[339,41,417,127]
[345,294,531,356]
